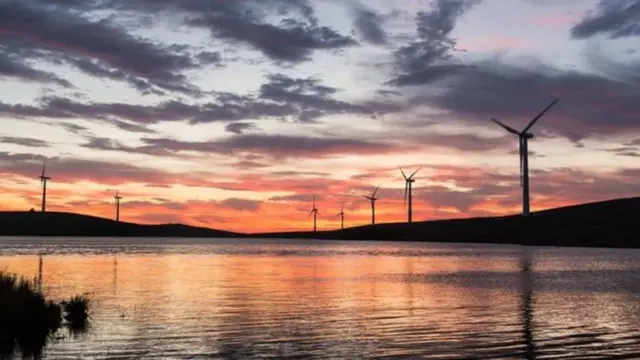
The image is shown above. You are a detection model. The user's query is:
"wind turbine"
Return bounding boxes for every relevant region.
[491,98,558,216]
[114,191,122,222]
[39,159,51,212]
[308,195,319,232]
[400,166,422,224]
[336,202,345,230]
[364,187,379,225]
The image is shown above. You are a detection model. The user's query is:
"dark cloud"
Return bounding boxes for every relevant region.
[388,0,481,86]
[603,147,640,157]
[410,59,640,142]
[571,0,640,39]
[225,122,258,134]
[416,165,640,214]
[349,2,388,45]
[220,198,261,212]
[0,136,49,148]
[1,74,397,126]
[270,171,330,177]
[140,134,398,159]
[0,51,73,87]
[104,0,355,64]
[0,151,214,187]
[0,1,201,95]
[0,151,167,184]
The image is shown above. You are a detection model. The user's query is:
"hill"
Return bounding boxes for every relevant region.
[253,197,640,248]
[0,197,638,248]
[0,211,238,238]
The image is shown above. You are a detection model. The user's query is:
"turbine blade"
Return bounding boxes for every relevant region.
[400,167,408,180]
[491,118,520,135]
[41,159,47,177]
[372,186,379,198]
[364,196,371,200]
[523,98,559,133]
[403,182,408,208]
[409,166,423,179]
[312,195,316,207]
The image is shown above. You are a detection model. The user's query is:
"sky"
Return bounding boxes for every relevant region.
[0,0,639,233]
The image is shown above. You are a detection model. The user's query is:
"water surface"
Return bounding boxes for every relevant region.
[1,237,639,359]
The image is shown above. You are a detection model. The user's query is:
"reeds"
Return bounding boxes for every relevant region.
[0,272,90,359]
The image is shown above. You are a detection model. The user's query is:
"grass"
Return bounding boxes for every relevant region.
[0,272,90,359]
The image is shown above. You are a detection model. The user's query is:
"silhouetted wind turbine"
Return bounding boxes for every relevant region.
[309,195,319,232]
[114,191,122,222]
[401,166,422,224]
[491,98,558,216]
[39,159,51,212]
[336,202,345,230]
[364,187,379,225]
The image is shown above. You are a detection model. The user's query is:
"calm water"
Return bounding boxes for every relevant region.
[1,237,639,359]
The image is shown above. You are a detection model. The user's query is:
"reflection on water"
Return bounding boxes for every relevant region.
[1,238,639,359]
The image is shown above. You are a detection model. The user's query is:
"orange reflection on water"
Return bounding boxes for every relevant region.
[0,245,639,359]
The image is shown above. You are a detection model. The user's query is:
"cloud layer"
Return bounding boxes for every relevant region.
[0,0,638,232]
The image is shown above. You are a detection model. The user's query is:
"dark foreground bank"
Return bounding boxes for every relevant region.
[256,197,640,248]
[0,197,638,248]
[0,273,90,359]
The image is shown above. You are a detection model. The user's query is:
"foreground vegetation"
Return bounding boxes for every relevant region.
[0,273,90,359]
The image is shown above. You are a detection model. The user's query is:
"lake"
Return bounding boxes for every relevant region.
[1,237,639,359]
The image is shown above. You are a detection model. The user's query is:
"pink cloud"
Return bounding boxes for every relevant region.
[531,14,579,28]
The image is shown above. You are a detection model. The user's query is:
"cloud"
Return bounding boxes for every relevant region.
[0,136,49,148]
[140,134,398,159]
[571,0,640,39]
[408,58,640,142]
[1,74,398,127]
[220,198,261,212]
[0,1,202,95]
[0,51,73,87]
[349,2,388,45]
[0,152,213,187]
[388,0,482,86]
[106,0,356,64]
[225,122,258,134]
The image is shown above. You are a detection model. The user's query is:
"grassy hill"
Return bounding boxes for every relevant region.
[0,197,638,247]
[253,197,640,248]
[0,211,238,238]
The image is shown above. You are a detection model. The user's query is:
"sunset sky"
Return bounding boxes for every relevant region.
[0,0,638,233]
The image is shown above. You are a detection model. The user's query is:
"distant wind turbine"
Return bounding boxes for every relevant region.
[491,98,559,216]
[336,202,345,230]
[39,159,51,212]
[364,187,379,225]
[309,195,319,232]
[400,166,422,224]
[114,191,122,222]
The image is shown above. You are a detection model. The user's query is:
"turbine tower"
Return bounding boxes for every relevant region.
[491,98,558,216]
[39,159,51,212]
[114,191,122,222]
[308,195,319,232]
[400,166,422,224]
[364,187,379,225]
[336,202,345,230]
